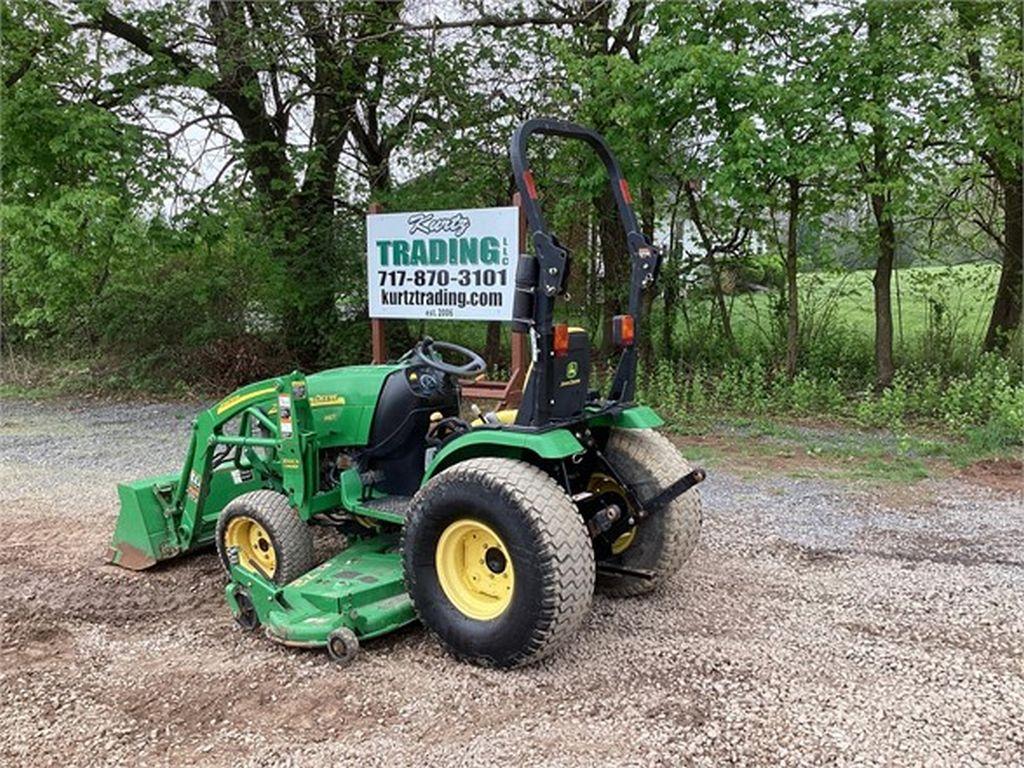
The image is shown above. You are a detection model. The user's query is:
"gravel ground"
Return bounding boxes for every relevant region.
[0,397,1021,768]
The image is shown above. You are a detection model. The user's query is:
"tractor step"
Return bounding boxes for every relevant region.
[360,495,412,519]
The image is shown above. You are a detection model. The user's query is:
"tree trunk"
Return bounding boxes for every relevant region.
[598,188,628,356]
[279,196,341,368]
[863,3,896,390]
[871,194,896,389]
[683,184,736,350]
[984,175,1023,351]
[785,177,801,378]
[707,252,735,349]
[484,322,501,371]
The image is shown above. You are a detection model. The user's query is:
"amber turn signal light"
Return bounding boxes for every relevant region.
[553,323,569,356]
[612,314,634,347]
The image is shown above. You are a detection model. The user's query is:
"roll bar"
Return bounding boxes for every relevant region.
[509,119,661,426]
[511,118,642,249]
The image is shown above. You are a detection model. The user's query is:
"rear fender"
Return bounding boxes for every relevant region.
[585,404,664,429]
[421,428,585,484]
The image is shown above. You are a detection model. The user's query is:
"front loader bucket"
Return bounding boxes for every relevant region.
[107,473,181,570]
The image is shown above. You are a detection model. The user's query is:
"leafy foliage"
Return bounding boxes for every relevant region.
[0,1,1020,446]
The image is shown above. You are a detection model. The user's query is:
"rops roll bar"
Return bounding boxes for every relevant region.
[509,119,660,424]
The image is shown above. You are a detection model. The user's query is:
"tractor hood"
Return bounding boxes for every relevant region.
[304,364,403,447]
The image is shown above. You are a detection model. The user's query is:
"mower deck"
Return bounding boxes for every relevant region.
[226,533,415,651]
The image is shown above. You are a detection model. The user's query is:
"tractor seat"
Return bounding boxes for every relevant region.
[473,328,590,427]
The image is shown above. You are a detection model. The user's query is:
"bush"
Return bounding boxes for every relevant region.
[635,348,1022,450]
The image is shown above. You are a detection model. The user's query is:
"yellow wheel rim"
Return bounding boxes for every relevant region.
[588,473,637,555]
[225,516,277,577]
[435,519,514,620]
[611,527,637,555]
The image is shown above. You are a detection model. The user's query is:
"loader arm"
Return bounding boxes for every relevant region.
[109,379,283,569]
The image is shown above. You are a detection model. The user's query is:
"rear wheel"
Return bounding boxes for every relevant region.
[402,458,595,668]
[596,429,702,597]
[216,490,314,585]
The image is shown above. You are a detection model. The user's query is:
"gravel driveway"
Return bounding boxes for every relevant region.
[0,398,1021,767]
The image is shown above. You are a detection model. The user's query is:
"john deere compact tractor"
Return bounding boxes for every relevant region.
[109,119,705,668]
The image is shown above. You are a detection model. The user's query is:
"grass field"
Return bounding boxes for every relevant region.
[415,262,1002,362]
[703,261,1001,352]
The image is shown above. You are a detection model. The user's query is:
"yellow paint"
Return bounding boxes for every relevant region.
[435,519,514,620]
[470,363,533,426]
[310,394,346,408]
[225,516,277,577]
[588,473,637,555]
[215,386,277,415]
[611,528,637,554]
[470,408,518,426]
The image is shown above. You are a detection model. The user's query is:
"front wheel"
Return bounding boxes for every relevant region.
[216,490,315,585]
[402,458,595,668]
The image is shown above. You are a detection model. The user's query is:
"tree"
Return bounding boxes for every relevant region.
[828,1,943,389]
[948,1,1023,351]
[552,1,655,356]
[1,1,162,347]
[68,1,587,367]
[64,2,378,364]
[752,4,844,378]
[641,2,778,353]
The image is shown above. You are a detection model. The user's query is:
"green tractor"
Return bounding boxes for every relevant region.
[109,119,705,668]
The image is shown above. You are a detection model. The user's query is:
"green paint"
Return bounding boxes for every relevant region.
[586,405,665,429]
[227,534,415,646]
[422,427,584,482]
[376,236,502,266]
[108,365,399,567]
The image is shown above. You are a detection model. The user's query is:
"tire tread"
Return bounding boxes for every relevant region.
[599,429,702,597]
[403,458,595,667]
[215,489,315,585]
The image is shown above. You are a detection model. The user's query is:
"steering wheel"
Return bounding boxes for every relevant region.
[407,337,486,377]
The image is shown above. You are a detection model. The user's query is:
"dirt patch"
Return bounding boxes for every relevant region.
[959,458,1024,494]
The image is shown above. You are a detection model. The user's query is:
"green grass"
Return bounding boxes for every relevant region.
[729,262,997,340]
[416,263,1000,374]
[664,410,1018,485]
[683,262,1002,364]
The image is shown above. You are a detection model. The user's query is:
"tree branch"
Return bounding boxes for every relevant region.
[343,3,610,44]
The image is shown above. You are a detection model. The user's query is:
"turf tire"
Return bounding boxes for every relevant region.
[216,490,315,585]
[402,458,595,668]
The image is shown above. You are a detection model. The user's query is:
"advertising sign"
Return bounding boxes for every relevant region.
[367,207,518,321]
